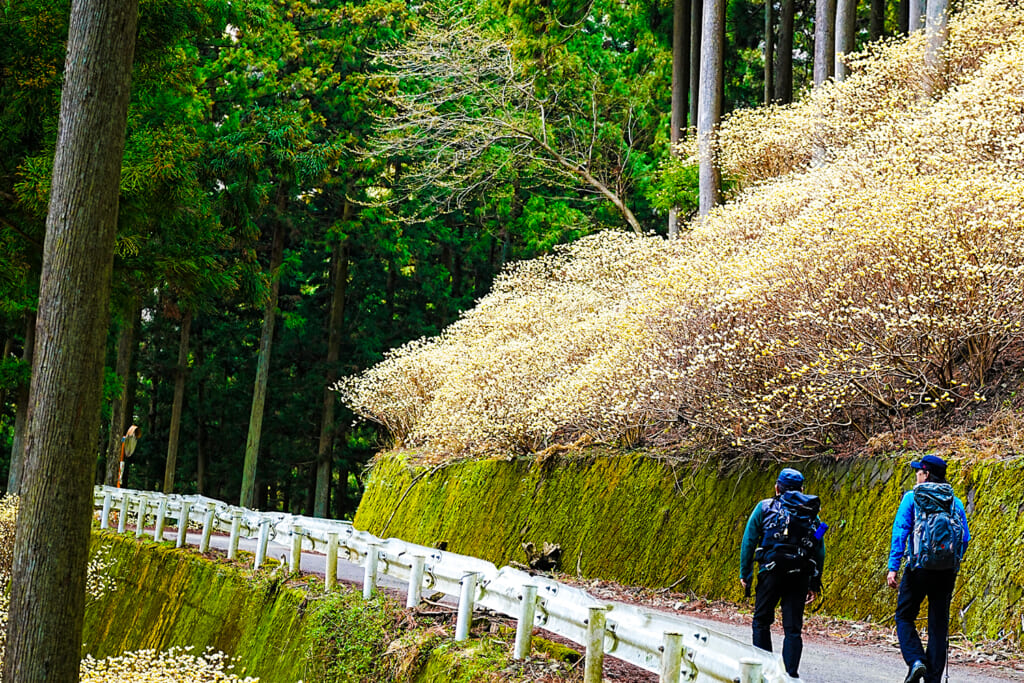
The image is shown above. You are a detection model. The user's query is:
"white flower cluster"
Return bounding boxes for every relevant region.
[86,545,117,600]
[340,0,1024,460]
[80,647,257,682]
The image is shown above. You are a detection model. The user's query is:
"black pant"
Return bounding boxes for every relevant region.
[752,569,809,678]
[894,567,957,683]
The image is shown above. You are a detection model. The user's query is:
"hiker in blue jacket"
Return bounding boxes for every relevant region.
[740,468,826,679]
[887,454,970,683]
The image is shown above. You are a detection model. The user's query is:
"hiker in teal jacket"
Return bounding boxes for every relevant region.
[739,468,826,679]
[887,454,970,683]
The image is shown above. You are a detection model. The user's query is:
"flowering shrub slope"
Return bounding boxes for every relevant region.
[340,0,1024,461]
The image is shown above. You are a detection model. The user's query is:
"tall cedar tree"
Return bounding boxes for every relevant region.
[3,0,138,679]
[697,0,725,214]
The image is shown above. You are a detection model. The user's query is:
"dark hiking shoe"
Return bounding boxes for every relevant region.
[904,660,927,683]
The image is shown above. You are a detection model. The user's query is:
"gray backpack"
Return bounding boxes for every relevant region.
[910,483,962,571]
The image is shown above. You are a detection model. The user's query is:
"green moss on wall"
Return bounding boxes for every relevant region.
[408,632,577,683]
[354,451,1024,641]
[303,591,409,682]
[83,532,579,683]
[84,534,313,681]
[411,640,510,683]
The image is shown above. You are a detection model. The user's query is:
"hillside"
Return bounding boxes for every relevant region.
[340,0,1024,463]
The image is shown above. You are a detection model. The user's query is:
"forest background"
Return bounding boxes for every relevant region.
[0,0,962,519]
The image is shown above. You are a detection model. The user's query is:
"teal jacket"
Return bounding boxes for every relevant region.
[740,497,826,591]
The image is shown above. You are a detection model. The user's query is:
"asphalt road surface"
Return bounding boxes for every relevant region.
[163,530,1020,683]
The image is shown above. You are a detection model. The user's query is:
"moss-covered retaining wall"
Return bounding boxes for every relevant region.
[82,531,579,683]
[354,451,1024,641]
[84,533,314,681]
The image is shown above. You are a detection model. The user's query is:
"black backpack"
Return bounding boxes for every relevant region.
[910,483,962,571]
[757,490,822,576]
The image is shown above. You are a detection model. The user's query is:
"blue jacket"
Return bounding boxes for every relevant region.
[888,487,970,572]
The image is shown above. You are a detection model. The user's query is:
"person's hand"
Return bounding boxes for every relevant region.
[740,578,748,590]
[886,570,899,589]
[806,590,817,604]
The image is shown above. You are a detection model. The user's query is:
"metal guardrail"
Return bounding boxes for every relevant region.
[93,485,797,683]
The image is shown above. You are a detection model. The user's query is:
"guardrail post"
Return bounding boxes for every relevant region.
[362,543,380,599]
[176,501,191,548]
[455,571,479,642]
[325,532,339,591]
[584,606,607,683]
[199,505,216,552]
[659,632,684,683]
[154,498,168,541]
[117,494,129,534]
[227,511,243,561]
[407,555,426,608]
[100,492,113,529]
[135,495,149,538]
[739,658,762,683]
[254,518,271,570]
[513,584,538,659]
[290,525,303,574]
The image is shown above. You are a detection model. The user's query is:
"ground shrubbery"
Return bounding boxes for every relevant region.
[340,0,1024,461]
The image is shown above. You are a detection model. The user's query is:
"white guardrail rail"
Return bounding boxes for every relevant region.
[93,485,797,683]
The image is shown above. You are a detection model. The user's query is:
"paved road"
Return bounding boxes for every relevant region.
[162,530,1020,683]
[685,616,1020,683]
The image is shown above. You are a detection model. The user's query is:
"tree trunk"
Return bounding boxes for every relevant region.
[689,0,703,130]
[0,339,8,439]
[304,464,315,515]
[163,311,192,493]
[240,218,286,509]
[147,374,160,485]
[697,0,725,216]
[764,0,775,103]
[315,235,349,518]
[924,0,948,71]
[775,0,795,103]
[870,0,886,40]
[835,0,858,80]
[898,0,910,34]
[195,332,207,496]
[668,0,691,238]
[814,0,837,86]
[909,0,924,31]
[103,295,140,486]
[334,463,349,519]
[0,338,11,409]
[7,312,35,495]
[3,0,138,678]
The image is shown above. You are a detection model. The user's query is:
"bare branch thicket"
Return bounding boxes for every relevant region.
[365,9,644,232]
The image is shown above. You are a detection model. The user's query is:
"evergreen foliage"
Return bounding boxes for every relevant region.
[0,0,722,515]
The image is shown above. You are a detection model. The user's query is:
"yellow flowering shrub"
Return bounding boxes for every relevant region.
[707,0,1024,187]
[339,0,1024,461]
